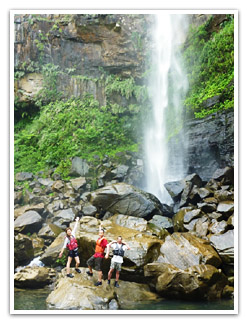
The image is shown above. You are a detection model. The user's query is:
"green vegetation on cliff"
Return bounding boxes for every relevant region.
[14,95,141,176]
[183,15,234,118]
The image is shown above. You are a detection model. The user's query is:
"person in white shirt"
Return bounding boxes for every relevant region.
[58,217,81,278]
[105,236,130,287]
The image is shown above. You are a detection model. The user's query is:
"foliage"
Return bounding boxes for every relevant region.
[183,15,234,118]
[14,95,139,176]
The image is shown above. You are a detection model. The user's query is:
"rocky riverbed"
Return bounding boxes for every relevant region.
[14,162,234,310]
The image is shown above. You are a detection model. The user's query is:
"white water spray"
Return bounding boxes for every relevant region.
[144,14,189,203]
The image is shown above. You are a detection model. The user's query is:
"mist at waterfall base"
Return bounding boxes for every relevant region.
[144,14,189,204]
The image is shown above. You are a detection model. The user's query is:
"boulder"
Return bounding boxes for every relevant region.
[148,215,173,233]
[164,180,185,202]
[212,167,234,185]
[14,191,23,205]
[14,210,43,234]
[214,189,234,202]
[46,268,159,310]
[52,180,64,192]
[172,207,193,232]
[216,201,234,216]
[194,216,210,238]
[69,157,90,177]
[70,177,87,191]
[39,232,66,266]
[209,230,234,265]
[209,219,228,235]
[38,224,63,240]
[144,263,228,300]
[37,178,54,187]
[14,233,34,268]
[111,165,129,180]
[88,183,164,219]
[82,204,97,216]
[14,203,45,219]
[157,232,222,270]
[52,208,76,229]
[113,214,147,232]
[78,216,162,281]
[14,266,56,288]
[15,172,33,181]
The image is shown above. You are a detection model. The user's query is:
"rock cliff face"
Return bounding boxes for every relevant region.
[14,14,150,107]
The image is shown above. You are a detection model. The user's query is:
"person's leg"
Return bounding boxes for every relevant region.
[86,255,94,275]
[116,270,120,282]
[75,256,80,269]
[98,270,103,282]
[74,256,81,273]
[66,257,73,274]
[108,268,114,280]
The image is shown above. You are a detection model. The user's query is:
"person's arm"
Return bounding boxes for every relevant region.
[105,241,116,258]
[122,241,130,250]
[71,217,79,236]
[59,237,68,258]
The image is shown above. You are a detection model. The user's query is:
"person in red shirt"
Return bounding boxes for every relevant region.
[86,224,108,286]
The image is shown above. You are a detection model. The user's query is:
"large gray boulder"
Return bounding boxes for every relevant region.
[156,232,222,270]
[14,210,43,234]
[15,172,33,181]
[69,157,90,177]
[14,266,56,288]
[14,233,34,268]
[144,263,228,300]
[88,183,164,219]
[46,268,159,310]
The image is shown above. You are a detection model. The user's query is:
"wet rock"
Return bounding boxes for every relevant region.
[144,263,228,300]
[157,232,222,270]
[89,183,164,219]
[46,268,159,310]
[14,266,56,288]
[14,210,43,234]
[14,233,34,268]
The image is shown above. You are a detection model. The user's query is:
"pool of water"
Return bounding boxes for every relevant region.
[14,288,234,311]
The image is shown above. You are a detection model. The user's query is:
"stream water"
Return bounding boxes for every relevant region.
[14,287,234,311]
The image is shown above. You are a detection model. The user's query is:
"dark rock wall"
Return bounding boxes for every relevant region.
[185,109,234,181]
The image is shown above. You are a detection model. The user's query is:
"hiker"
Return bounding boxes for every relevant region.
[86,224,108,286]
[59,217,81,278]
[105,236,130,287]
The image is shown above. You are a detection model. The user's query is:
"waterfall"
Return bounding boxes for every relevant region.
[144,14,189,204]
[15,256,45,273]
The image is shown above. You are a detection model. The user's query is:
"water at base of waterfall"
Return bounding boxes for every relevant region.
[14,287,234,311]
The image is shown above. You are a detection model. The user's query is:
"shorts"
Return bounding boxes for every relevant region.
[110,259,122,272]
[87,255,103,271]
[68,248,79,258]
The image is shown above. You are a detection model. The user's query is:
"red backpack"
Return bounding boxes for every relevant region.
[67,237,78,251]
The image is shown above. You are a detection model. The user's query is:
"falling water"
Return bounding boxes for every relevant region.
[144,14,189,203]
